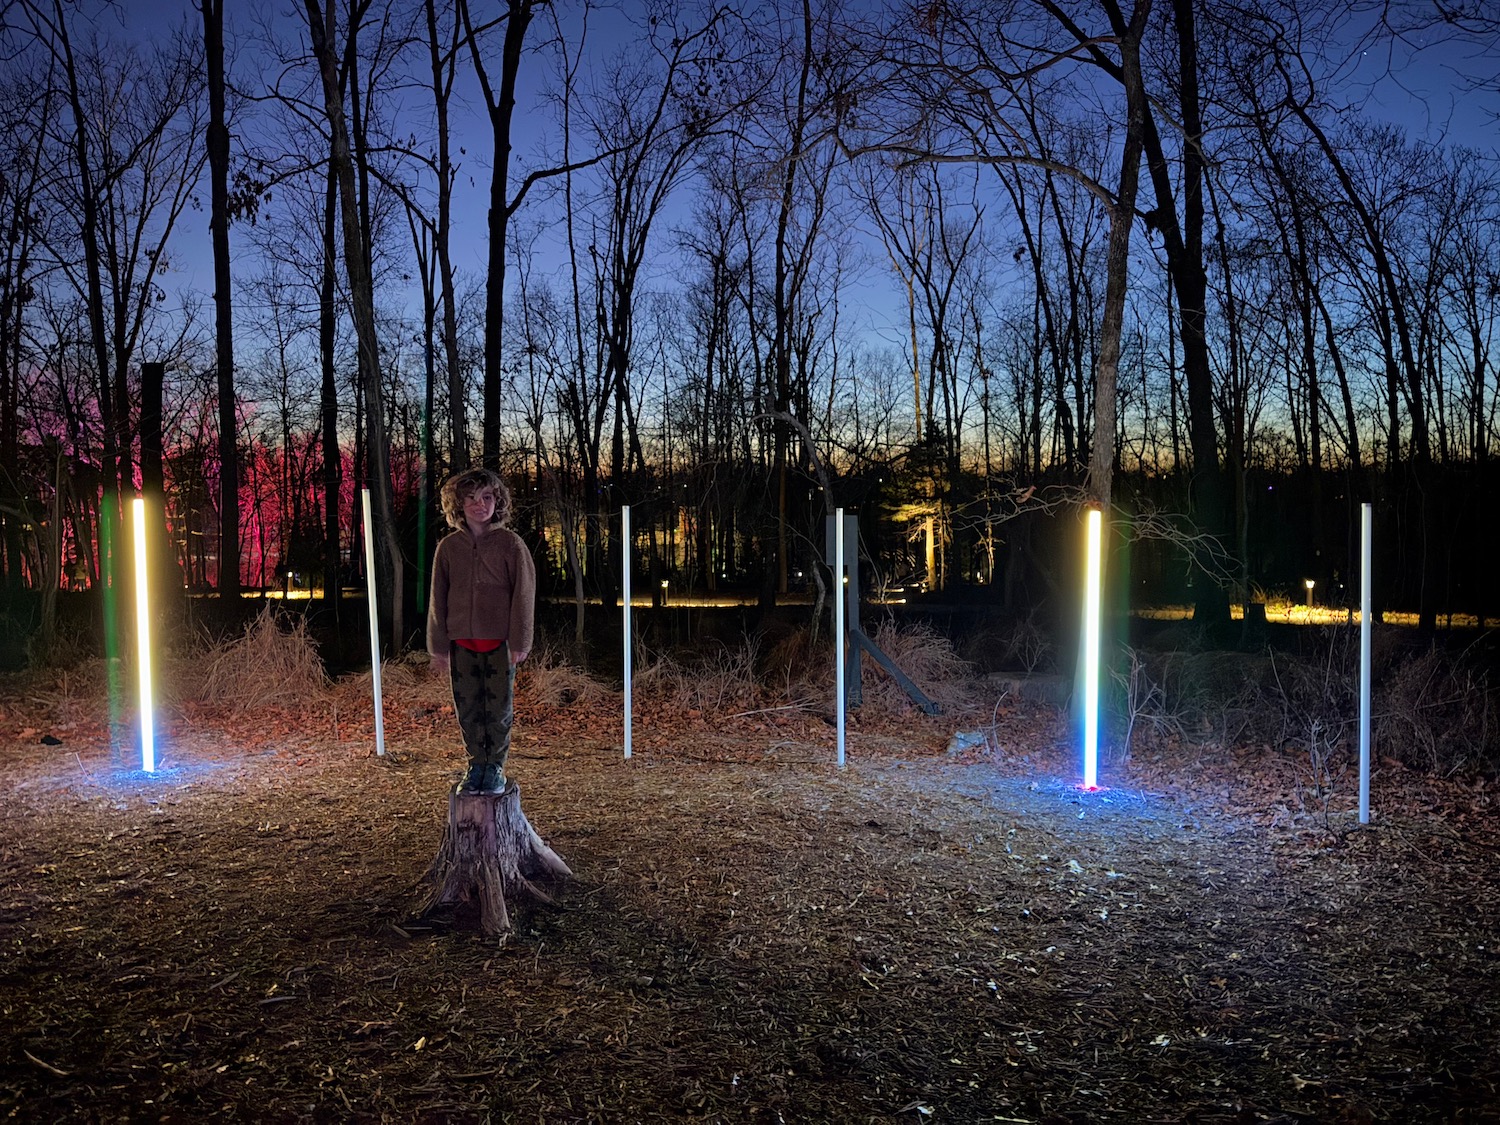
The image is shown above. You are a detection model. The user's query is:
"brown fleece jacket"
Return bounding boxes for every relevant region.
[426,525,537,655]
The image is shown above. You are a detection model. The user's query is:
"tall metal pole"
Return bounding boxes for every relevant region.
[622,505,633,761]
[835,507,846,768]
[361,489,385,757]
[1360,502,1372,823]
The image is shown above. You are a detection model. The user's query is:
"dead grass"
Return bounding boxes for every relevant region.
[1378,644,1497,774]
[961,610,1057,675]
[758,622,980,720]
[517,646,611,712]
[320,647,614,733]
[181,605,328,714]
[633,638,765,712]
[14,661,114,728]
[21,620,93,671]
[862,619,974,714]
[761,627,831,704]
[1117,630,1500,780]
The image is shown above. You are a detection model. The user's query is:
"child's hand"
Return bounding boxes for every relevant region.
[510,649,528,665]
[430,652,450,675]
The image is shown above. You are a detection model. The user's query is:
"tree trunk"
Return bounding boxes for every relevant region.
[36,443,65,658]
[305,0,403,650]
[1118,0,1231,622]
[0,83,44,602]
[139,362,183,631]
[423,0,467,470]
[419,783,572,938]
[463,0,536,467]
[770,0,817,599]
[320,159,342,647]
[1093,0,1151,513]
[203,0,239,599]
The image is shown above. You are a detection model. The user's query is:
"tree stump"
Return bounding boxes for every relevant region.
[418,783,572,937]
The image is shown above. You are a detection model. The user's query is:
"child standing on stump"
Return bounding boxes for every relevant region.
[428,468,536,793]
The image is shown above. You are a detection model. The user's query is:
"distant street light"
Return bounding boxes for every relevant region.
[1305,578,1315,610]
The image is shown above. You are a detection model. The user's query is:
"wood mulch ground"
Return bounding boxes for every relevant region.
[1,659,1497,1123]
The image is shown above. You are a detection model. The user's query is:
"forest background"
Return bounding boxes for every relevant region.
[1,0,1497,666]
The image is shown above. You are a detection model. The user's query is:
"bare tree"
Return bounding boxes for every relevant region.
[421,0,469,470]
[460,0,542,469]
[14,0,207,669]
[0,58,55,602]
[988,115,1113,480]
[672,180,765,592]
[577,5,743,532]
[845,0,1155,517]
[302,0,404,647]
[707,0,846,600]
[201,0,240,597]
[859,155,991,589]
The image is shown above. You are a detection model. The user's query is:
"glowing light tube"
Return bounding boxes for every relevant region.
[835,508,846,769]
[132,497,156,773]
[1359,502,1372,823]
[361,489,386,758]
[622,505,632,761]
[1083,508,1102,790]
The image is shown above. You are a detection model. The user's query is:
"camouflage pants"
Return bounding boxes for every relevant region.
[449,642,515,768]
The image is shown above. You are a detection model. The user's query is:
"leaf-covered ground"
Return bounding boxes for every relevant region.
[1,662,1497,1123]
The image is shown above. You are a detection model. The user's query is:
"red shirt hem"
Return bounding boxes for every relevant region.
[453,638,504,653]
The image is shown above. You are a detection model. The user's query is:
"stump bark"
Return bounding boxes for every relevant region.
[418,782,572,937]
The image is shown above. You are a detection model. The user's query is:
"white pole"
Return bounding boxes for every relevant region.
[1360,502,1372,823]
[835,507,846,769]
[131,497,156,773]
[622,505,632,760]
[361,488,386,757]
[1083,508,1102,790]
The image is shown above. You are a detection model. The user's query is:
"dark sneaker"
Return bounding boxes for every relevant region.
[460,761,487,792]
[481,764,507,793]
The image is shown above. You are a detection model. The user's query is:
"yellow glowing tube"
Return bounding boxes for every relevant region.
[1083,508,1101,790]
[132,497,156,773]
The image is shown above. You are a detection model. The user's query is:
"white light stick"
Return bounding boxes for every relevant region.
[1083,508,1102,790]
[361,489,386,757]
[1360,502,1372,823]
[622,505,632,760]
[132,497,156,773]
[835,507,846,769]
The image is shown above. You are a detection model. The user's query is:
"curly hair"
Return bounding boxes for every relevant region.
[438,467,512,531]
